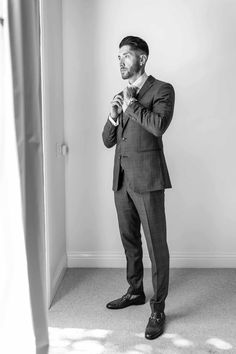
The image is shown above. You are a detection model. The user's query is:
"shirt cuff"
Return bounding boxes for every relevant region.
[108,114,119,126]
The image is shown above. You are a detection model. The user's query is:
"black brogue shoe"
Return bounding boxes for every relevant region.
[145,311,166,340]
[106,292,146,309]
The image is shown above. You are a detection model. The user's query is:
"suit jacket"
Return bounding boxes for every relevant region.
[102,75,175,193]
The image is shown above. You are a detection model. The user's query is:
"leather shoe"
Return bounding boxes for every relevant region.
[145,311,166,340]
[106,291,146,309]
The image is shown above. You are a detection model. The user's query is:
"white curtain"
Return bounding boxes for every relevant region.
[0,0,49,353]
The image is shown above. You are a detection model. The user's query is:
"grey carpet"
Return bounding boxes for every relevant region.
[48,268,236,353]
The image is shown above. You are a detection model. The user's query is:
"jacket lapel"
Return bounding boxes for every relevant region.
[136,75,155,100]
[122,75,155,130]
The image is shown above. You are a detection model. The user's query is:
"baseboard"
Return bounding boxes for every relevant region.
[67,251,236,268]
[49,253,67,308]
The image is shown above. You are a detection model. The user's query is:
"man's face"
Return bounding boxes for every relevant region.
[118,45,142,80]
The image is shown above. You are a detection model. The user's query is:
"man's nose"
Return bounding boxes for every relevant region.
[119,58,125,67]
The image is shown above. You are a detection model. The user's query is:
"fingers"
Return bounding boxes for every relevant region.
[114,94,124,101]
[111,94,123,107]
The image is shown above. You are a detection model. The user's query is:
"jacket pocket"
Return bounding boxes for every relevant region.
[129,151,165,192]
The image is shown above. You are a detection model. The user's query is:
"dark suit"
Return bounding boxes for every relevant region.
[102,75,175,312]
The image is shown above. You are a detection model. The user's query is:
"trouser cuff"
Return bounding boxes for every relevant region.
[127,285,144,295]
[150,301,165,313]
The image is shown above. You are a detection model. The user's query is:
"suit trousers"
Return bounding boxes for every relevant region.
[114,165,170,313]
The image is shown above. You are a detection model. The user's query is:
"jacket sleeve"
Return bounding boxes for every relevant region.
[125,83,175,137]
[102,116,119,148]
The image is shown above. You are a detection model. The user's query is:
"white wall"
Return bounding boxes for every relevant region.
[41,0,67,306]
[62,0,236,267]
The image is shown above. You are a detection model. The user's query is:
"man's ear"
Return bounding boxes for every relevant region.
[140,54,148,66]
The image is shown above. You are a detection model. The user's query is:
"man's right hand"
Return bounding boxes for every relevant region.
[110,94,123,119]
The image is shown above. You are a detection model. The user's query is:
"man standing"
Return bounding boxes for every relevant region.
[102,36,175,340]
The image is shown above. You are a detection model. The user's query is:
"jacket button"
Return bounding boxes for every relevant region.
[122,137,127,141]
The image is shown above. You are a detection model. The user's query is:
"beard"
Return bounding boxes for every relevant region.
[120,61,141,80]
[120,69,131,79]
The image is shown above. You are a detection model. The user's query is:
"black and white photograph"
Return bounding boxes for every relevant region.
[1,0,236,353]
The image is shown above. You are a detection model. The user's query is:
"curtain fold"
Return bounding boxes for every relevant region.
[6,0,49,353]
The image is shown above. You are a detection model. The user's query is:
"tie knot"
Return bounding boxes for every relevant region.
[129,85,138,97]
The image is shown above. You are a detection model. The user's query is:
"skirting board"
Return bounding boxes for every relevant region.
[67,252,236,268]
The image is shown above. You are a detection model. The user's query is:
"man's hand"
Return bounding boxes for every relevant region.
[110,94,123,119]
[123,86,138,106]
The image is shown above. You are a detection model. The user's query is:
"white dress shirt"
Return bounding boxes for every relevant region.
[109,72,148,126]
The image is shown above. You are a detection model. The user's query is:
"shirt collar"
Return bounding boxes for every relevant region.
[128,72,148,92]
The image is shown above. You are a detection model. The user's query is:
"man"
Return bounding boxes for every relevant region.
[102,36,175,340]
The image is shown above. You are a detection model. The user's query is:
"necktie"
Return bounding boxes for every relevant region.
[128,85,138,97]
[122,85,138,110]
[122,86,138,127]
